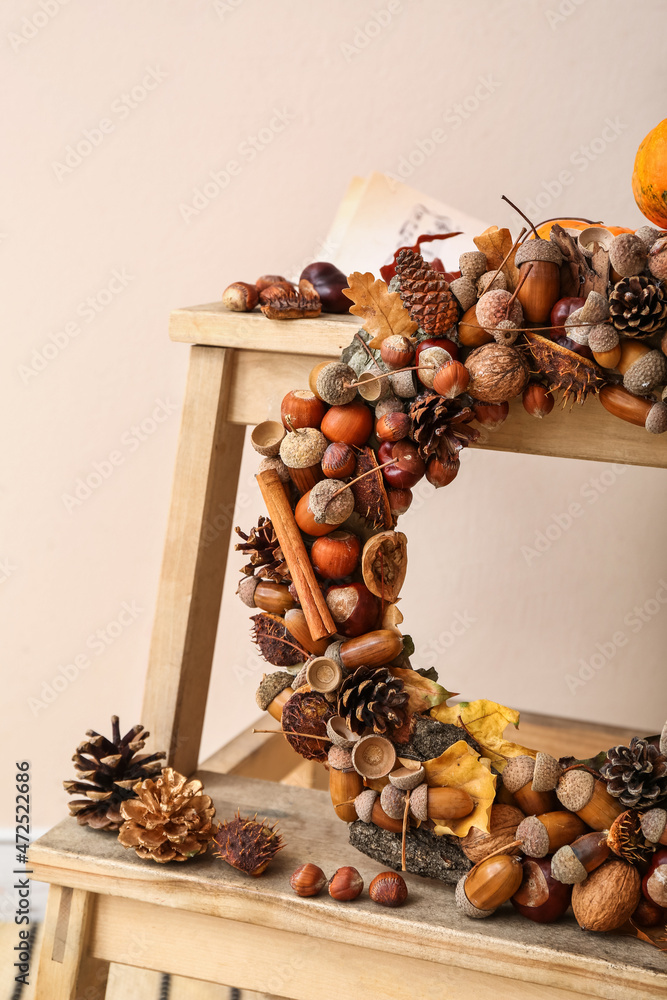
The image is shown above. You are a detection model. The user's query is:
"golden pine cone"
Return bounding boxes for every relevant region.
[118,768,216,863]
[213,810,284,876]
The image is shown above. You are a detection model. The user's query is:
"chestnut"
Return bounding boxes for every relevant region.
[387,487,413,517]
[300,262,350,313]
[378,440,426,490]
[321,401,373,448]
[290,863,327,897]
[643,848,667,908]
[328,865,363,900]
[325,582,381,638]
[281,389,326,430]
[511,857,572,923]
[415,337,459,362]
[311,530,361,580]
[549,297,585,341]
[633,896,665,927]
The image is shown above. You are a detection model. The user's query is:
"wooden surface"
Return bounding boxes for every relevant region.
[34,886,107,1000]
[29,770,667,1000]
[170,303,667,469]
[141,345,246,774]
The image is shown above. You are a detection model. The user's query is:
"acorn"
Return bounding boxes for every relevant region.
[459,304,493,348]
[315,362,357,405]
[337,630,404,670]
[556,772,624,831]
[380,335,415,369]
[237,578,294,615]
[457,854,523,916]
[308,479,354,526]
[321,401,373,447]
[354,788,378,824]
[356,371,390,404]
[514,239,562,323]
[531,752,563,792]
[255,672,295,722]
[307,657,343,694]
[283,608,329,656]
[279,426,328,494]
[477,270,507,297]
[374,393,405,419]
[551,831,611,884]
[571,858,641,931]
[369,871,408,907]
[609,233,648,278]
[281,389,326,430]
[516,811,587,858]
[511,857,572,923]
[329,759,363,822]
[311,530,361,579]
[458,251,487,282]
[449,276,477,312]
[617,340,667,396]
[321,442,356,479]
[351,734,396,780]
[370,797,404,833]
[290,863,327,897]
[388,762,426,790]
[501,756,558,815]
[599,384,667,434]
[648,236,667,281]
[380,783,407,821]
[294,490,337,537]
[389,369,418,398]
[588,324,621,368]
[250,420,286,457]
[641,807,667,845]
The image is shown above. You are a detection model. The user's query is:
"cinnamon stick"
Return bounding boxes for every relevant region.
[256,468,336,641]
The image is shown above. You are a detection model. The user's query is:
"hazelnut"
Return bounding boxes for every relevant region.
[222,281,259,312]
[369,871,408,907]
[290,863,327,897]
[523,383,554,419]
[609,233,648,277]
[321,442,356,479]
[380,335,415,369]
[328,865,363,901]
[432,360,469,399]
[376,411,411,442]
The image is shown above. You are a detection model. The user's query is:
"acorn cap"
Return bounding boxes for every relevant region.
[306,657,343,694]
[515,239,562,267]
[588,324,619,353]
[551,844,588,884]
[357,370,390,403]
[328,745,354,771]
[409,781,429,821]
[516,815,549,858]
[389,369,417,398]
[459,251,488,281]
[501,755,536,794]
[449,276,477,312]
[316,362,357,405]
[255,671,293,712]
[577,226,614,258]
[292,663,309,690]
[623,350,667,396]
[455,874,496,919]
[324,640,344,667]
[635,225,665,250]
[477,270,507,296]
[641,807,667,842]
[326,715,359,749]
[374,394,406,419]
[237,575,259,608]
[646,401,667,435]
[279,426,328,469]
[579,291,610,325]
[493,319,519,345]
[251,420,286,457]
[380,783,407,820]
[308,479,354,525]
[351,734,396,779]
[609,233,648,278]
[389,763,426,790]
[556,769,594,812]
[532,751,562,792]
[661,720,667,755]
[354,788,378,824]
[258,455,291,483]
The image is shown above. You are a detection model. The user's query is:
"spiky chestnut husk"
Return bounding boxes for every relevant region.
[523,332,603,404]
[250,613,304,667]
[213,810,284,876]
[281,690,333,763]
[607,809,656,864]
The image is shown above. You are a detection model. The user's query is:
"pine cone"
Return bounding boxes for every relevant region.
[338,665,408,736]
[213,810,284,876]
[235,516,291,583]
[609,276,667,337]
[118,767,215,862]
[63,716,166,830]
[395,249,458,336]
[600,737,667,809]
[409,392,479,461]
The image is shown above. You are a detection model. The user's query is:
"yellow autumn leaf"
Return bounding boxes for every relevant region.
[479,734,539,772]
[429,699,538,771]
[473,227,520,291]
[342,272,417,349]
[422,740,496,837]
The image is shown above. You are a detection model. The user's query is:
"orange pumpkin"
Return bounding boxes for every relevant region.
[632,119,667,229]
[534,219,634,240]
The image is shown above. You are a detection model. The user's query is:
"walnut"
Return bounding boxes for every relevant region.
[465,343,529,404]
[571,858,641,932]
[459,804,525,863]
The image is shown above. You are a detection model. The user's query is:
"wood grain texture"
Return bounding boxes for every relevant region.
[171,305,667,468]
[141,345,246,774]
[29,771,667,999]
[34,886,108,1000]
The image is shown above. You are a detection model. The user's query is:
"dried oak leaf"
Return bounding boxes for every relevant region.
[423,740,497,838]
[361,530,408,603]
[473,227,520,291]
[350,446,393,529]
[342,272,417,350]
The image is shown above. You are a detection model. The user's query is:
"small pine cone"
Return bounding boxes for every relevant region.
[609,276,667,338]
[338,665,408,736]
[409,392,479,461]
[213,810,284,876]
[118,768,216,862]
[601,737,667,809]
[63,716,166,830]
[235,516,291,583]
[395,249,458,336]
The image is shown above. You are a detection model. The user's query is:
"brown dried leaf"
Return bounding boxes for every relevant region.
[473,227,520,291]
[351,447,393,529]
[343,272,417,350]
[361,530,408,603]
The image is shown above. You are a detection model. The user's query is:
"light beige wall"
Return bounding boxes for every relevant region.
[4,0,666,829]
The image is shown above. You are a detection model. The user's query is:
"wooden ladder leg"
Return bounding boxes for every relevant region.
[142,345,246,774]
[35,886,109,1000]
